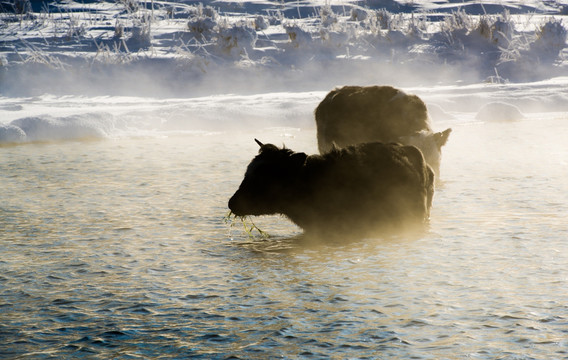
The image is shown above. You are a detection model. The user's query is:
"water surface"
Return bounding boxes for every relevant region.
[1,115,567,359]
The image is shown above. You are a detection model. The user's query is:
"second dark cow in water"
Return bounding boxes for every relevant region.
[315,85,451,178]
[228,139,434,238]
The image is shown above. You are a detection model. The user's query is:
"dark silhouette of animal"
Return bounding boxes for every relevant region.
[228,139,434,238]
[315,85,451,178]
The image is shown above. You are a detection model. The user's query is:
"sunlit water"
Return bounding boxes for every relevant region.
[1,111,568,359]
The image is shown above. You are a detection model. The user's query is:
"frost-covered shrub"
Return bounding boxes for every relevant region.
[468,14,515,54]
[200,4,218,20]
[318,6,357,48]
[187,4,219,39]
[376,9,393,30]
[254,15,268,31]
[114,20,124,39]
[267,14,282,26]
[217,24,257,57]
[117,0,139,13]
[188,16,217,37]
[320,28,351,48]
[319,5,338,28]
[435,12,470,53]
[475,17,493,40]
[130,21,152,48]
[444,10,472,31]
[359,10,385,35]
[490,16,515,46]
[436,10,472,50]
[501,17,568,74]
[350,8,369,22]
[434,11,516,64]
[533,19,568,55]
[284,24,312,48]
[66,19,87,41]
[406,14,428,40]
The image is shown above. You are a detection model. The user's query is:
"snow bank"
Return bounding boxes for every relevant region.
[0,90,325,144]
[476,102,525,122]
[0,124,27,143]
[1,113,116,144]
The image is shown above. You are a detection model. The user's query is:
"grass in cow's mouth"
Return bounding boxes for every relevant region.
[224,211,270,239]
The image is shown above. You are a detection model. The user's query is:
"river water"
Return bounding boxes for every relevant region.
[1,96,568,359]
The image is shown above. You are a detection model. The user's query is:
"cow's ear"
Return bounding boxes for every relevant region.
[256,138,266,153]
[290,152,307,167]
[435,128,452,147]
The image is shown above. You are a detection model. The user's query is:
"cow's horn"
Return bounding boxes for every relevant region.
[254,138,264,147]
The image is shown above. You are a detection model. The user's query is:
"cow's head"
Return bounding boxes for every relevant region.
[401,128,451,177]
[228,139,307,216]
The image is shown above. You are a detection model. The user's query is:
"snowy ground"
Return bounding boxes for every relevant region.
[1,0,568,143]
[2,0,568,94]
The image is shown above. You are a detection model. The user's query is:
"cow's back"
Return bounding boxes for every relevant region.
[295,142,433,237]
[315,85,431,153]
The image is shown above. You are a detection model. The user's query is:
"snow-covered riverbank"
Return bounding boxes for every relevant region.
[2,0,567,98]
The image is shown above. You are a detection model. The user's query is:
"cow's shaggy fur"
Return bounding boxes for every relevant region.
[315,85,451,177]
[229,140,434,238]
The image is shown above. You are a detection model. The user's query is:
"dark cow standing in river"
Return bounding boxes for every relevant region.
[315,85,451,178]
[229,139,434,238]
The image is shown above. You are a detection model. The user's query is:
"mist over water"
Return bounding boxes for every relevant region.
[1,106,567,358]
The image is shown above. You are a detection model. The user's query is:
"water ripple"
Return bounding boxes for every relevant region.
[1,128,568,359]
